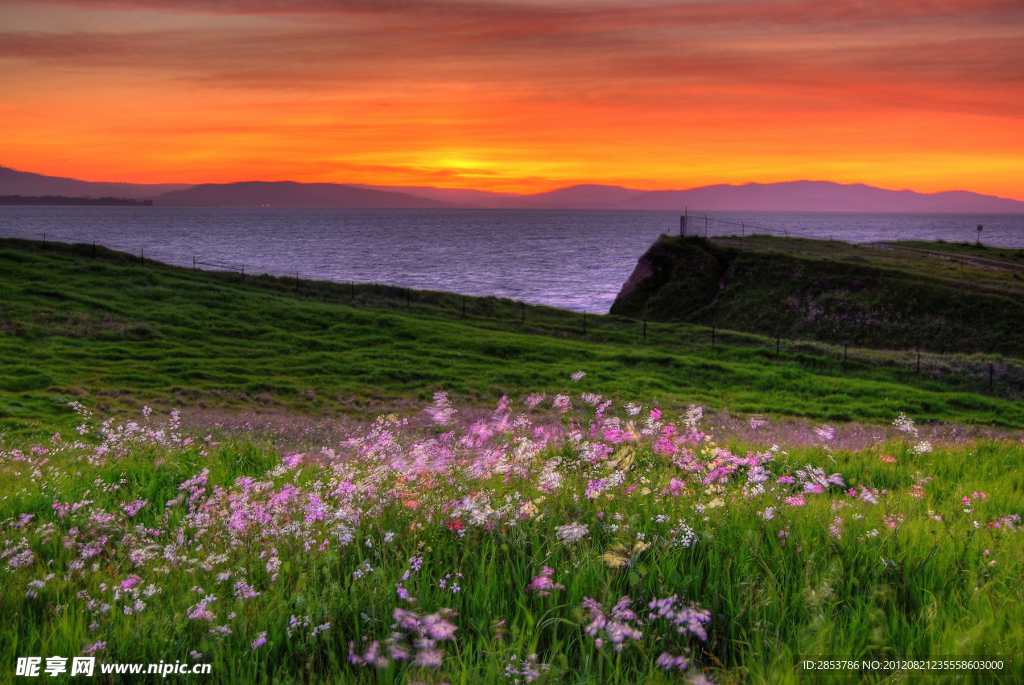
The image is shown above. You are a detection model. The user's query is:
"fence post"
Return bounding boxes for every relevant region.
[43,233,46,246]
[93,242,96,259]
[521,301,525,324]
[193,256,196,272]
[462,296,466,318]
[583,311,586,334]
[407,288,410,308]
[241,265,244,282]
[141,248,144,264]
[350,281,354,300]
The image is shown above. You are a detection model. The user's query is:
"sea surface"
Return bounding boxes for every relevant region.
[2,207,1022,313]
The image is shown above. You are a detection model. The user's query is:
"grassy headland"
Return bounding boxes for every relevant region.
[610,235,1024,357]
[2,238,1024,436]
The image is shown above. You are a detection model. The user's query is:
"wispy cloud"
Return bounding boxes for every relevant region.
[1,0,1021,194]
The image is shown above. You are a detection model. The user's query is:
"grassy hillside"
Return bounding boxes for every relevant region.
[610,235,1024,357]
[2,238,1024,437]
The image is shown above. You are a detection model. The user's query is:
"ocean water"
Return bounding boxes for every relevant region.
[2,206,1022,313]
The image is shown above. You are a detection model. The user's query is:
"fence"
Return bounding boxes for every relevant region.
[4,234,1023,401]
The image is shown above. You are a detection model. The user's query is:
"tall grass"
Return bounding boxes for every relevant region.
[2,396,1021,684]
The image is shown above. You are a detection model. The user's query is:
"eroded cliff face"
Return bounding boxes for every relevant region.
[609,236,734,321]
[614,255,654,301]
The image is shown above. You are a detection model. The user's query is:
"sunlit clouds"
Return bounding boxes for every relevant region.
[1,0,1022,196]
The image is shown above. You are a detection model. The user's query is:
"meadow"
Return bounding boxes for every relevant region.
[1,238,1023,683]
[1,394,1021,684]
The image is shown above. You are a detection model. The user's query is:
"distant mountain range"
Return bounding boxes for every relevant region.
[0,166,190,200]
[3,165,1022,213]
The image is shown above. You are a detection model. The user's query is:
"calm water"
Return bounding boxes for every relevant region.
[2,207,1022,313]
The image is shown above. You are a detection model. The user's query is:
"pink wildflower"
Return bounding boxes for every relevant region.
[525,567,565,597]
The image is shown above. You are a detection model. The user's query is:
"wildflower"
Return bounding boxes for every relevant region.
[121,499,147,517]
[893,412,918,437]
[427,392,457,425]
[121,575,142,591]
[814,424,835,441]
[647,594,712,640]
[82,641,106,656]
[656,652,692,671]
[580,596,643,652]
[525,393,546,409]
[251,632,267,650]
[396,584,416,602]
[570,371,587,382]
[829,517,844,539]
[505,654,551,683]
[553,395,572,413]
[526,567,565,596]
[911,441,933,455]
[348,640,388,668]
[624,402,642,416]
[758,507,775,521]
[555,522,589,546]
[186,595,218,621]
[189,651,203,660]
[683,405,704,429]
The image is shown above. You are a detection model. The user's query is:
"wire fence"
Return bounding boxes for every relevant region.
[5,234,1024,401]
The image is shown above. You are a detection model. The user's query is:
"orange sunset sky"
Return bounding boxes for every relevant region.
[1,0,1022,198]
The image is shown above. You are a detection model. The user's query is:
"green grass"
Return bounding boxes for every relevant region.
[0,404,1021,684]
[2,238,1024,438]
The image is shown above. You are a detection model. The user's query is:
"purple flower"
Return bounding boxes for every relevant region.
[526,567,565,597]
[121,499,148,517]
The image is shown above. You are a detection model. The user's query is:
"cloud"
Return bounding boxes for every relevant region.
[1,1,1020,120]
[1,0,1021,194]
